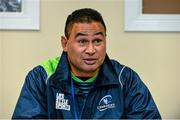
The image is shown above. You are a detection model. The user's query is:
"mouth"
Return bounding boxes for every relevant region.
[83,58,97,65]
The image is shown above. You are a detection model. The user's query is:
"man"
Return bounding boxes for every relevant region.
[12,8,161,119]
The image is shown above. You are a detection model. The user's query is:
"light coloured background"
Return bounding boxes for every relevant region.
[0,0,180,118]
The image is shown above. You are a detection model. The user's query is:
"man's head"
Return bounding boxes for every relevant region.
[64,8,106,39]
[61,8,107,77]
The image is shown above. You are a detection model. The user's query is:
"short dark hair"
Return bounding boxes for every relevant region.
[64,8,106,39]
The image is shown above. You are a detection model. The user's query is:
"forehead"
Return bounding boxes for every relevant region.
[70,22,106,35]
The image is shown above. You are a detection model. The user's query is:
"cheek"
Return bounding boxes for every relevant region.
[99,47,106,61]
[98,45,106,55]
[67,43,76,53]
[67,44,82,58]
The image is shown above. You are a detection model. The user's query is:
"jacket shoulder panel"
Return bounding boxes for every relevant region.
[40,57,60,78]
[110,59,131,85]
[110,59,141,86]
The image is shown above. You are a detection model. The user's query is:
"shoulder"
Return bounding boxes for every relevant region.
[110,59,150,98]
[40,56,60,78]
[110,59,135,77]
[25,57,60,85]
[110,59,142,86]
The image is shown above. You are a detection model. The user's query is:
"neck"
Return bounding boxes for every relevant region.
[71,69,99,77]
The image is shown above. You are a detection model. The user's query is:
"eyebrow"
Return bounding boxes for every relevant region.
[75,32,105,38]
[75,33,87,38]
[94,32,105,36]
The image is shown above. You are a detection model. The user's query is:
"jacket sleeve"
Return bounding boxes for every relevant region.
[12,66,48,119]
[122,67,161,119]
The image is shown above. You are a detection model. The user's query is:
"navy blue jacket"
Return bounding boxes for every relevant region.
[12,52,161,119]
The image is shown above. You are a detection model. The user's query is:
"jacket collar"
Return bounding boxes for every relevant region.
[49,52,119,94]
[93,56,119,88]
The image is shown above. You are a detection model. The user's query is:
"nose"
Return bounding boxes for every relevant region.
[85,43,96,55]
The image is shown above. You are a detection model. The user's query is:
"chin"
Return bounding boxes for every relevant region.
[83,67,99,73]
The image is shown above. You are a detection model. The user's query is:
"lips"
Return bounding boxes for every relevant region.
[83,58,97,65]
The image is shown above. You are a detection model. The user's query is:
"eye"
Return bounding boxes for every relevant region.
[93,39,102,46]
[78,39,88,46]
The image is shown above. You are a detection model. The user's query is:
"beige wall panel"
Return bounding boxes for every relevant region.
[0,32,3,118]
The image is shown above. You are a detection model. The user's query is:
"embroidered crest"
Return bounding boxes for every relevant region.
[97,95,115,111]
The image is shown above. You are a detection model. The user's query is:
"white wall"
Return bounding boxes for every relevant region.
[0,0,180,118]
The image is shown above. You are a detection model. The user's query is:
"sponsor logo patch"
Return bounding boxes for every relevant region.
[55,93,70,111]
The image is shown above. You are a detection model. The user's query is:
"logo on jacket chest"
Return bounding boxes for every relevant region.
[97,95,115,111]
[55,93,70,111]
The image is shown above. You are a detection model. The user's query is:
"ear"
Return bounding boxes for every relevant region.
[61,36,68,52]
